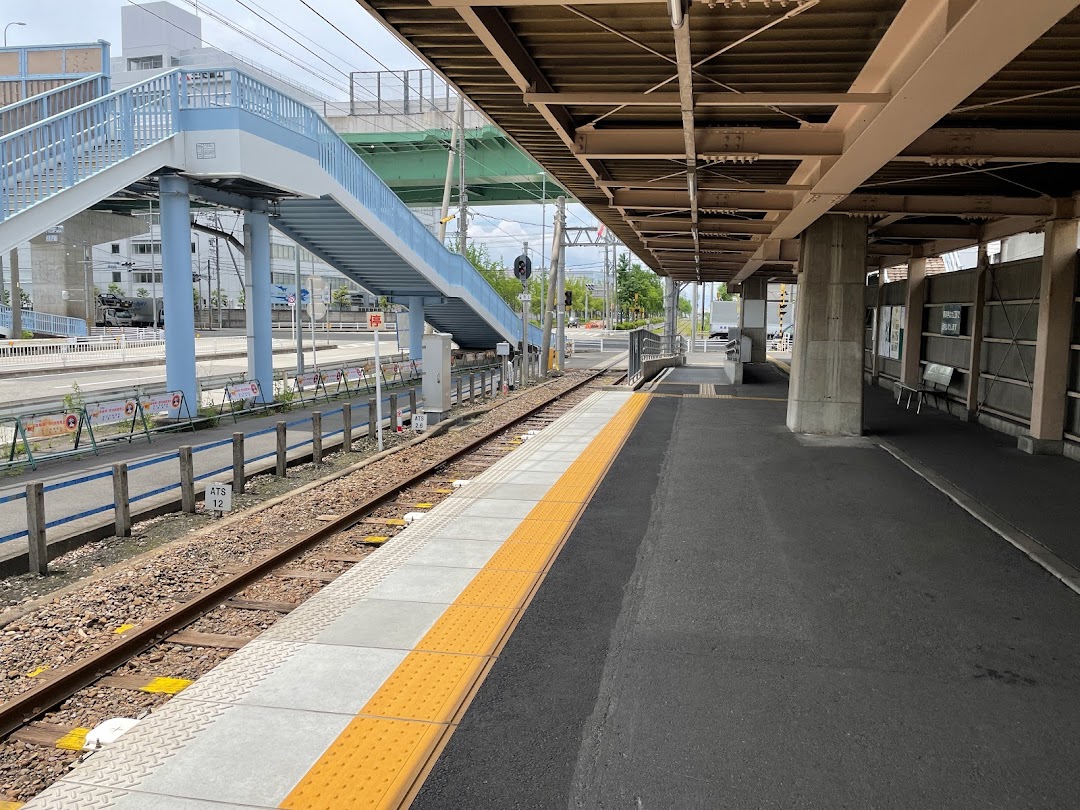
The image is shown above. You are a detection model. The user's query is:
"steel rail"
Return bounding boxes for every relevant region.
[0,364,626,739]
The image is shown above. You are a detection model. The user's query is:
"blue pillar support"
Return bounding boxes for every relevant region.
[407,296,425,361]
[244,209,274,402]
[160,174,197,410]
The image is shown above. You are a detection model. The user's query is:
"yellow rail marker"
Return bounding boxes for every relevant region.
[25,666,48,678]
[0,800,25,809]
[384,519,407,526]
[141,677,193,695]
[281,393,650,810]
[414,503,434,509]
[55,728,90,751]
[113,624,136,634]
[363,536,389,545]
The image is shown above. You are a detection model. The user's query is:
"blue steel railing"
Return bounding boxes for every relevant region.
[0,66,541,345]
[0,74,110,138]
[0,305,88,337]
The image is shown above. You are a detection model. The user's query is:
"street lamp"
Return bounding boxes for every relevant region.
[3,22,26,47]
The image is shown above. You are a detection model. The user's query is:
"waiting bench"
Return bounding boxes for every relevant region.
[894,363,955,415]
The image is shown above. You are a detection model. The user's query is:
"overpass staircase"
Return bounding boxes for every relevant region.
[0,68,542,349]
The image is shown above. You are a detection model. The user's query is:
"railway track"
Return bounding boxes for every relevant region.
[0,364,625,803]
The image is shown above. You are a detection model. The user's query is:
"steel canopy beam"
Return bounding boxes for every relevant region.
[615,188,1058,218]
[527,91,891,107]
[734,0,1080,282]
[577,126,1080,163]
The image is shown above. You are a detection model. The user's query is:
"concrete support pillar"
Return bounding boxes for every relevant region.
[786,215,868,436]
[8,249,21,337]
[407,296,424,361]
[244,209,273,402]
[160,174,197,410]
[1021,215,1079,454]
[901,256,928,386]
[739,276,768,362]
[965,244,989,419]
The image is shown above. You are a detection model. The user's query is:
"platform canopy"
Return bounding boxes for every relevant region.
[357,0,1080,282]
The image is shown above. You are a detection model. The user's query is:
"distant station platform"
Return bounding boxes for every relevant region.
[23,359,1080,808]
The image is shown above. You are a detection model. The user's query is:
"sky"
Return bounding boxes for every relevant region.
[5,0,615,278]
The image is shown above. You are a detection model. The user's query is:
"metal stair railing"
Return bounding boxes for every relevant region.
[0,304,87,338]
[0,74,110,137]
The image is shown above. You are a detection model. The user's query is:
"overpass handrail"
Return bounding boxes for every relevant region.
[0,65,540,346]
[0,74,109,138]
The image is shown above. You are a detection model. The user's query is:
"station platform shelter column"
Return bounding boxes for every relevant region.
[739,276,768,362]
[786,214,868,436]
[407,296,425,361]
[160,174,197,410]
[244,209,274,403]
[1022,211,1079,454]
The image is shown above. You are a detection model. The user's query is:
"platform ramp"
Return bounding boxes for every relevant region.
[0,69,542,349]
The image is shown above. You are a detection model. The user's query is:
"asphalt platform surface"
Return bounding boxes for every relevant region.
[414,369,1080,808]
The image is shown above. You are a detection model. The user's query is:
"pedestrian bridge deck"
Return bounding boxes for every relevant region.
[21,363,1080,808]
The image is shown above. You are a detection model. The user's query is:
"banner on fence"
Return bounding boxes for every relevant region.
[22,412,81,438]
[227,380,261,402]
[141,391,185,420]
[88,398,138,427]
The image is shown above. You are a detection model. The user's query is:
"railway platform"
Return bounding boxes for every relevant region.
[20,358,1080,808]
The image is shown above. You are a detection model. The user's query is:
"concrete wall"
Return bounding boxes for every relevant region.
[29,211,148,320]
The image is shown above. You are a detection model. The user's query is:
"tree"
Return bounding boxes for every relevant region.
[136,288,150,298]
[715,282,734,301]
[331,286,352,310]
[466,243,521,311]
[237,290,246,308]
[677,296,692,315]
[107,282,125,298]
[615,253,664,321]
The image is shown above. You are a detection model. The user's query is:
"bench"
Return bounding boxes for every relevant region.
[894,363,955,415]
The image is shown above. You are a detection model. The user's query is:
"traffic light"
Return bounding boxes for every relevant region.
[513,254,532,282]
[564,290,573,308]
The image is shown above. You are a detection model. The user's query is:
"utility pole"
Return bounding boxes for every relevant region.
[295,246,304,375]
[438,97,461,246]
[540,199,564,374]
[83,243,93,324]
[520,241,529,387]
[8,249,21,337]
[555,196,567,372]
[149,199,158,328]
[456,99,467,255]
[214,237,222,329]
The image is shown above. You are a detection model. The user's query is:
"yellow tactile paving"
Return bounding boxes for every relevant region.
[141,676,193,695]
[55,728,89,751]
[503,519,573,547]
[280,393,650,810]
[280,717,442,810]
[485,541,557,573]
[361,651,486,723]
[415,605,516,656]
[455,569,537,608]
[525,500,582,523]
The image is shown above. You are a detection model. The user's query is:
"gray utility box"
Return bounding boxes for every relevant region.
[422,332,453,420]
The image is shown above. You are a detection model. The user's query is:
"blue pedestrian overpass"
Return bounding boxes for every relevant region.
[0,67,542,407]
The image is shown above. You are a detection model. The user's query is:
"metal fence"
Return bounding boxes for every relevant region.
[628,328,683,384]
[0,305,88,338]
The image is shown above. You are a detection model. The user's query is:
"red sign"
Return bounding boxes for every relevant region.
[65,414,78,432]
[368,312,384,330]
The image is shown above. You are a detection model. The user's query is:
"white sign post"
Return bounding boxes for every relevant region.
[369,311,385,451]
[205,481,232,515]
